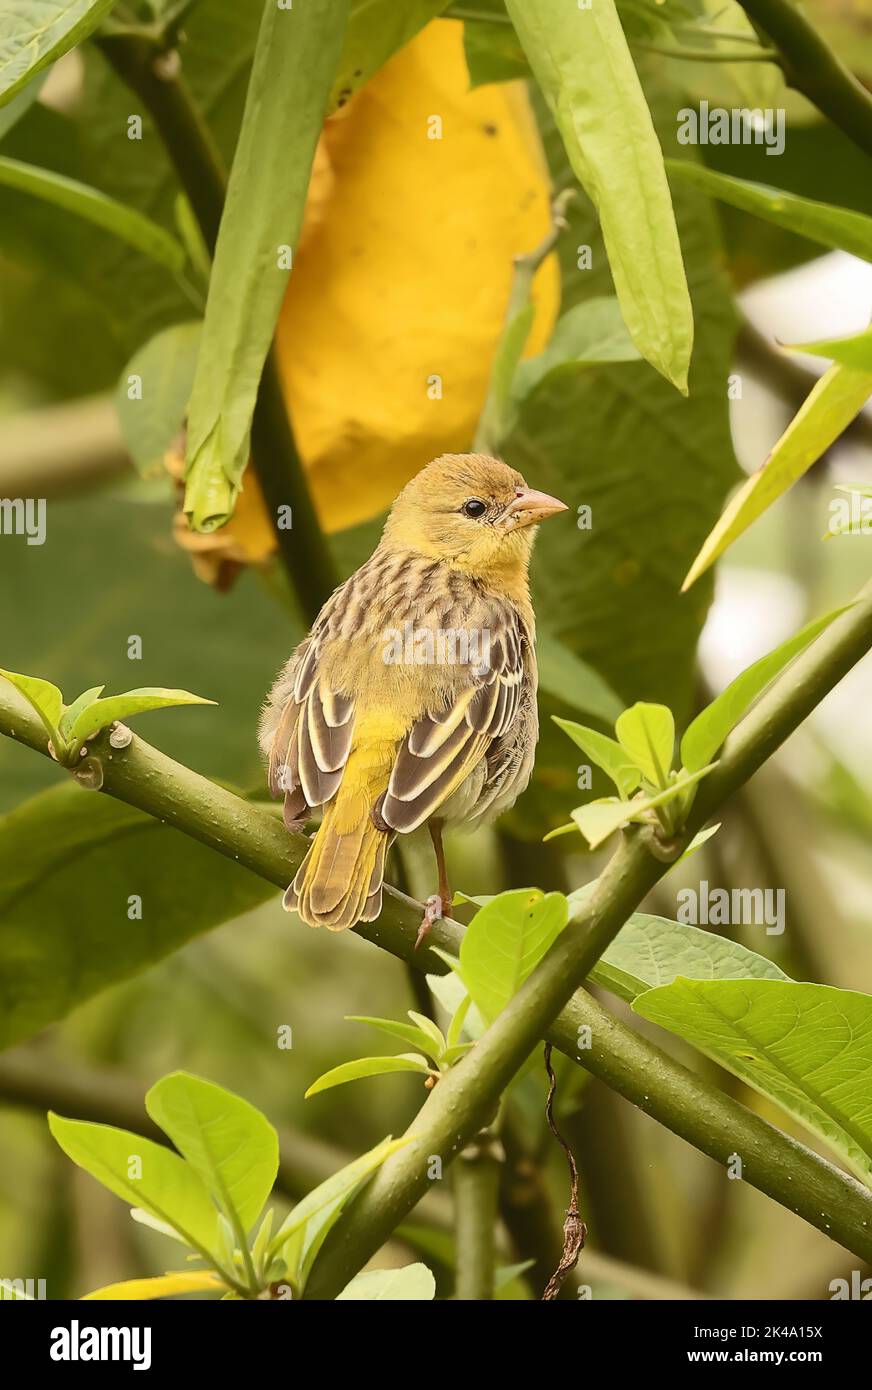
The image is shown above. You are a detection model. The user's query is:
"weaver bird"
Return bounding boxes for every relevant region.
[259,453,567,941]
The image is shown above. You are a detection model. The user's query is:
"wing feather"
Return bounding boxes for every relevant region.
[266,590,531,842]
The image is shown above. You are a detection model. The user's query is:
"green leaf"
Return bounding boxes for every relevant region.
[58,686,104,740]
[0,0,116,107]
[0,156,187,272]
[665,161,872,264]
[446,991,473,1049]
[514,297,641,399]
[588,912,788,1003]
[346,1015,440,1058]
[463,4,529,87]
[47,1113,221,1260]
[541,820,577,842]
[678,823,721,862]
[69,686,215,747]
[0,68,47,140]
[505,0,693,389]
[269,1136,409,1286]
[0,668,62,745]
[570,764,716,849]
[336,1263,436,1300]
[634,980,872,1186]
[304,1054,432,1099]
[570,797,632,850]
[683,362,872,588]
[145,1072,279,1237]
[328,1,452,113]
[129,1208,191,1246]
[407,1010,448,1058]
[537,633,624,726]
[786,324,872,372]
[174,193,211,287]
[116,321,202,475]
[615,702,675,787]
[0,784,274,1050]
[681,606,849,772]
[251,1207,274,1274]
[460,888,569,1022]
[183,0,350,531]
[553,716,640,797]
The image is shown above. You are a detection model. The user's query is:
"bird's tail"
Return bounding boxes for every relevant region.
[283,741,393,931]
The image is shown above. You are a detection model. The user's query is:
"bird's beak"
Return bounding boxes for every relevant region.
[502,487,569,529]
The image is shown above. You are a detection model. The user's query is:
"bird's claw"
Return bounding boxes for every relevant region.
[414,895,446,951]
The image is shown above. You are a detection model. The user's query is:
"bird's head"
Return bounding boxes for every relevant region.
[383,453,567,587]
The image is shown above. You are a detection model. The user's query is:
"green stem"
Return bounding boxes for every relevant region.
[96,33,226,249]
[453,1132,501,1300]
[635,41,779,63]
[96,27,338,621]
[736,0,872,160]
[251,352,339,625]
[473,188,573,455]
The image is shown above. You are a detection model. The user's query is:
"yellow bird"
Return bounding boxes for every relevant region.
[259,454,567,941]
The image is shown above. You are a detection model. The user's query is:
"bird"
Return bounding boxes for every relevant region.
[259,452,567,941]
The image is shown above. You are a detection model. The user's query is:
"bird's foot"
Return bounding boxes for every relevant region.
[414,894,451,951]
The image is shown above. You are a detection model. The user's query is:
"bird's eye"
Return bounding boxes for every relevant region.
[462,498,487,519]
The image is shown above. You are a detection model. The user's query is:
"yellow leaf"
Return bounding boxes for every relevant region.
[82,1271,224,1300]
[275,18,560,533]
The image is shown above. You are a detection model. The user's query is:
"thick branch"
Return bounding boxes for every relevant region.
[453,1133,501,1300]
[0,396,130,498]
[736,0,872,160]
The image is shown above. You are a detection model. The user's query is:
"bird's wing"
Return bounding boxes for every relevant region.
[267,628,356,819]
[267,592,529,835]
[377,606,528,834]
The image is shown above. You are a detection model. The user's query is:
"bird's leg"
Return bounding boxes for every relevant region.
[430,819,454,915]
[414,820,453,951]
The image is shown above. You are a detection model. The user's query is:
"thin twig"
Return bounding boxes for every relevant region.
[541,1044,586,1301]
[736,0,872,159]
